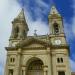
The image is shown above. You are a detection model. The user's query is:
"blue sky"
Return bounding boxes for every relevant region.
[18,0,75,64]
[0,0,75,75]
[18,0,73,22]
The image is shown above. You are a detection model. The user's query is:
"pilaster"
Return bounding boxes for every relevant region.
[21,66,26,75]
[51,52,56,75]
[15,48,22,75]
[44,66,48,75]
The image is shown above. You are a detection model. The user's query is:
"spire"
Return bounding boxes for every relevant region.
[16,8,25,20]
[50,5,61,16]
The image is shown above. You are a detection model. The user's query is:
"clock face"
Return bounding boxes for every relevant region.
[55,40,61,45]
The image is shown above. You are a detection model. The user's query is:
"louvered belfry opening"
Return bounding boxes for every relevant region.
[53,22,59,34]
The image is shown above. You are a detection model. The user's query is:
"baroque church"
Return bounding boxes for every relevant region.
[4,5,71,75]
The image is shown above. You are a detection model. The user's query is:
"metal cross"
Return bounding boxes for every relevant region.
[34,30,37,36]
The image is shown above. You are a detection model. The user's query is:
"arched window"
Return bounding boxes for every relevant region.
[53,23,59,34]
[28,60,43,70]
[57,58,63,63]
[57,58,60,63]
[10,58,15,63]
[61,58,63,63]
[14,26,19,38]
[16,26,19,34]
[27,59,44,75]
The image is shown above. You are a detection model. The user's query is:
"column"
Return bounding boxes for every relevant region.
[22,66,26,75]
[44,66,48,75]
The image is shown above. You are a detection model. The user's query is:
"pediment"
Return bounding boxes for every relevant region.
[16,37,50,48]
[23,43,45,48]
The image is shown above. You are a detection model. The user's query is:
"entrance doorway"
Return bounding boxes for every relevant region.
[27,59,43,75]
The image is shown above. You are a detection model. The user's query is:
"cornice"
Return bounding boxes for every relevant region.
[22,46,47,50]
[5,44,69,51]
[5,46,47,51]
[16,37,50,48]
[5,47,18,51]
[50,44,69,49]
[56,64,66,67]
[49,33,65,37]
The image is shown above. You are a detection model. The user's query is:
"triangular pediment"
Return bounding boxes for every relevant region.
[16,37,50,48]
[23,43,45,48]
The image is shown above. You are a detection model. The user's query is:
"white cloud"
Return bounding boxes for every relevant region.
[18,0,50,20]
[63,0,74,41]
[28,19,49,36]
[72,0,75,37]
[23,7,49,36]
[70,59,75,72]
[72,17,75,36]
[0,0,21,75]
[36,0,49,8]
[63,0,75,72]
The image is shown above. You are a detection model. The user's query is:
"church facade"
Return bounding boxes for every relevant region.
[4,5,71,75]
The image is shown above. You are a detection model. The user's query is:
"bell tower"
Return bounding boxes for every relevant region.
[10,9,29,39]
[9,9,29,47]
[48,5,71,75]
[48,5,64,35]
[48,5,67,45]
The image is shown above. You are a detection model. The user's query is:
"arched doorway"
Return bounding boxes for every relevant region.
[26,58,44,75]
